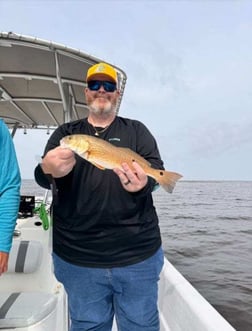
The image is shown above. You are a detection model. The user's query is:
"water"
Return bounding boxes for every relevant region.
[21,180,252,330]
[153,181,252,331]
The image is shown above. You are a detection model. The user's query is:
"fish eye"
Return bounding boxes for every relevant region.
[160,171,164,176]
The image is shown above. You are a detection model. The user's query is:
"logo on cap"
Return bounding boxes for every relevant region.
[95,64,106,73]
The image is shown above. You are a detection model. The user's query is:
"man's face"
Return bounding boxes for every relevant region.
[85,74,119,115]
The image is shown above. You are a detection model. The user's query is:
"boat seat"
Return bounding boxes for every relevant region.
[0,240,57,328]
[0,292,57,328]
[7,240,43,273]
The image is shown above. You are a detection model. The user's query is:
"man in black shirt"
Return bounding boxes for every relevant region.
[35,62,164,331]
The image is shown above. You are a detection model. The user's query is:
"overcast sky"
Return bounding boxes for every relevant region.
[1,0,252,180]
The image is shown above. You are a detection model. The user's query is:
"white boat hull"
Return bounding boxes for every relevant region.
[158,259,235,331]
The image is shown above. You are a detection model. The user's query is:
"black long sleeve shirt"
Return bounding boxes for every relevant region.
[35,116,163,267]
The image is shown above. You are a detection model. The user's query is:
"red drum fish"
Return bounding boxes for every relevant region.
[60,134,182,193]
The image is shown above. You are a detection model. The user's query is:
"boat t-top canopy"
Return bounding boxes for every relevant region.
[0,32,127,133]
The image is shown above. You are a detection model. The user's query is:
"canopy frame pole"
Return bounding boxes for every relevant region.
[54,51,71,123]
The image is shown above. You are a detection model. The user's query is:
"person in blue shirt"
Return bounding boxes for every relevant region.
[0,119,21,276]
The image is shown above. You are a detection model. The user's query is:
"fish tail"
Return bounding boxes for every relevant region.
[153,170,182,193]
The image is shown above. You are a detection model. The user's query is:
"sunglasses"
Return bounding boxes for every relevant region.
[87,80,117,92]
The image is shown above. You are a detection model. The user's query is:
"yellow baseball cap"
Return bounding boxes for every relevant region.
[86,62,117,83]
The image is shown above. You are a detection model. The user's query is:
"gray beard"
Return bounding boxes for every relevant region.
[89,100,117,115]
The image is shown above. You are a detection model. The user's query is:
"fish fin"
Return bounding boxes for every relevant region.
[80,152,88,159]
[83,150,106,170]
[153,170,182,193]
[90,161,106,170]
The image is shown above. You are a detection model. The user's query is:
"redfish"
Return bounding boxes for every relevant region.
[60,134,182,193]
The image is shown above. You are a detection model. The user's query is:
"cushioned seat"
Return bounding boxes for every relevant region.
[0,292,57,328]
[7,240,43,273]
[0,240,57,328]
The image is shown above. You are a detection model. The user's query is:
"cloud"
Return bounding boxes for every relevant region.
[184,121,252,158]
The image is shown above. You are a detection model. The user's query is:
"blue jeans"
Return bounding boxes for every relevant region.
[53,248,164,331]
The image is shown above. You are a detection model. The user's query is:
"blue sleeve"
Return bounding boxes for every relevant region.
[0,120,21,252]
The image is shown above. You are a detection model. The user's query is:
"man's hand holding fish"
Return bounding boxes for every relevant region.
[41,146,76,178]
[113,161,148,192]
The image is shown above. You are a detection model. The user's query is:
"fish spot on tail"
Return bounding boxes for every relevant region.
[160,171,164,176]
